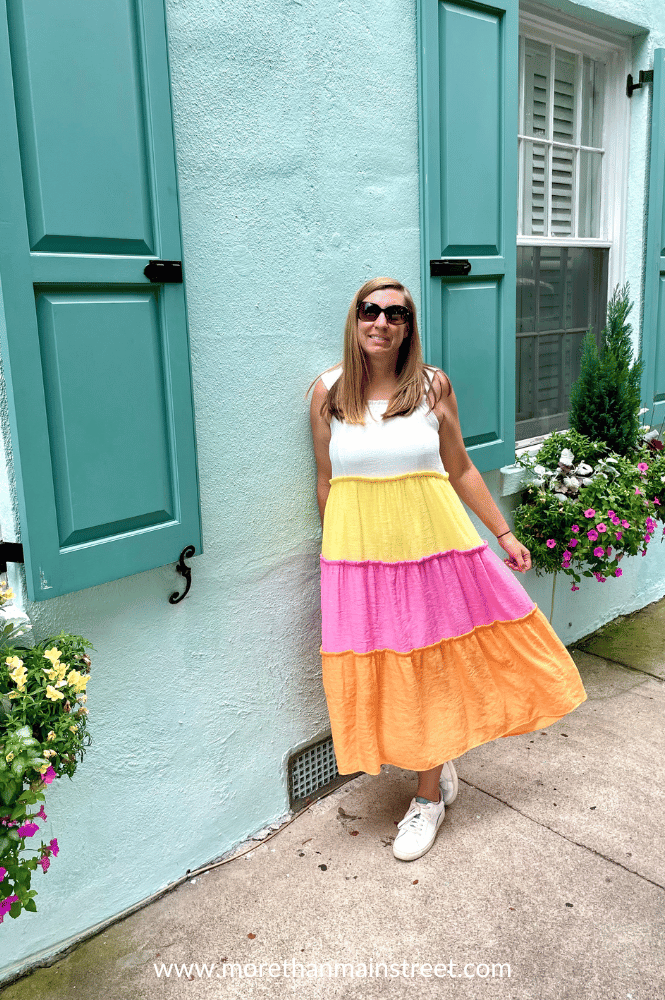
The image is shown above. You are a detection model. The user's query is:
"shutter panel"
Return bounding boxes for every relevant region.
[0,0,202,601]
[418,0,518,473]
[642,48,665,426]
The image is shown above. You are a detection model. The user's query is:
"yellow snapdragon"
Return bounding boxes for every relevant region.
[66,670,89,694]
[46,731,56,742]
[43,647,62,665]
[42,749,56,758]
[45,685,65,702]
[5,752,14,762]
[8,662,27,691]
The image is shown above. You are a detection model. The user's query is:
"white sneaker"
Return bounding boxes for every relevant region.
[393,796,446,861]
[439,760,458,806]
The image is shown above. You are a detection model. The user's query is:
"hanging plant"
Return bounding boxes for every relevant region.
[0,629,92,923]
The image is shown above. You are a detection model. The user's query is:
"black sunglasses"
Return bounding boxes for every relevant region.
[357,301,411,326]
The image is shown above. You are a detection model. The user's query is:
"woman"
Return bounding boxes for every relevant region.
[309,277,586,862]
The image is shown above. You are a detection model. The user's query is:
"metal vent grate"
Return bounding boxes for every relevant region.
[288,735,356,810]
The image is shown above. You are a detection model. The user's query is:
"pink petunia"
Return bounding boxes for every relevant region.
[584,509,596,518]
[606,546,612,557]
[587,530,599,541]
[638,462,648,473]
[571,525,580,533]
[49,838,59,857]
[607,510,615,517]
[569,538,579,548]
[0,867,6,882]
[571,585,580,591]
[635,487,643,495]
[642,548,648,556]
[616,532,623,540]
[35,805,47,821]
[40,766,56,785]
[17,822,39,838]
[615,568,623,577]
[593,546,605,558]
[597,523,607,533]
[0,895,19,918]
[38,856,50,873]
[546,539,557,549]
[654,498,661,506]
[622,520,630,529]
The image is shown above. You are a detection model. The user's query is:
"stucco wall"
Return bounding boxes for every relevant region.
[3,0,665,977]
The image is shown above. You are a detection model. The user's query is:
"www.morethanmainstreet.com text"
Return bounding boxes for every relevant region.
[153,959,511,980]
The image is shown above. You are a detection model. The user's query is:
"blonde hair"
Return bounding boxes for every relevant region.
[315,277,449,424]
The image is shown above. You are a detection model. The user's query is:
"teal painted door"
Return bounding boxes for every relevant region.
[642,49,665,425]
[0,0,202,600]
[418,0,518,472]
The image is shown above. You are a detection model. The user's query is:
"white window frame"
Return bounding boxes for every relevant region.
[518,3,631,301]
[515,3,631,446]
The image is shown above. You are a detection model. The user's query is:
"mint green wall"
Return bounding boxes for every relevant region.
[2,0,665,978]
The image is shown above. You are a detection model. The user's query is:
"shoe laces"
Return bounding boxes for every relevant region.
[397,801,439,835]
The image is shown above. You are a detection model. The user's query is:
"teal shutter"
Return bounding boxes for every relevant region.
[418,0,518,472]
[0,0,202,601]
[642,49,665,425]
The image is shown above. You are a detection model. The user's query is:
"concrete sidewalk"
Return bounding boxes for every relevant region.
[3,603,665,1000]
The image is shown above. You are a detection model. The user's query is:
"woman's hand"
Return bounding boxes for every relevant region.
[498,532,531,573]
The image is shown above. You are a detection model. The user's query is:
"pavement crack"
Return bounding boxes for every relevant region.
[460,779,665,892]
[571,647,665,683]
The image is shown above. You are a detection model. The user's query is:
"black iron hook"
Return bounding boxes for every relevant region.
[169,545,195,604]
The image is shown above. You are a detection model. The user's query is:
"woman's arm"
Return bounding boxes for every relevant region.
[310,379,333,527]
[432,372,531,573]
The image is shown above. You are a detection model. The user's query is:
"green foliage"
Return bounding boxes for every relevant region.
[514,430,664,589]
[0,633,93,923]
[569,284,644,456]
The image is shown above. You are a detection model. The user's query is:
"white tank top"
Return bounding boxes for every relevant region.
[320,366,446,478]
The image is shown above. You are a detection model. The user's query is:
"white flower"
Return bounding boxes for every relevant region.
[639,407,649,416]
[576,462,593,476]
[559,448,574,467]
[563,476,580,490]
[533,464,550,476]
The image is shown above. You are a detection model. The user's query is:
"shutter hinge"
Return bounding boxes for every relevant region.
[627,70,653,98]
[0,541,24,574]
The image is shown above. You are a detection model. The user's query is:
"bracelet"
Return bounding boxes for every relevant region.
[496,529,512,539]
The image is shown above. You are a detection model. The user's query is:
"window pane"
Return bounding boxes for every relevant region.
[553,49,577,144]
[578,150,602,237]
[522,38,550,138]
[551,146,574,236]
[516,246,609,438]
[581,56,605,148]
[521,141,548,236]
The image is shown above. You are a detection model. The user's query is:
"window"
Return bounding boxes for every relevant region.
[516,7,630,441]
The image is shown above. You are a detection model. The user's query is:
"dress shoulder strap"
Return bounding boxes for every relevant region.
[319,365,342,390]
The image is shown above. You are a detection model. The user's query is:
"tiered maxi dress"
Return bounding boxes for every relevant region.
[319,366,587,776]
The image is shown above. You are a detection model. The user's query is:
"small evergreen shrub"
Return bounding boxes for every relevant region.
[569,284,643,456]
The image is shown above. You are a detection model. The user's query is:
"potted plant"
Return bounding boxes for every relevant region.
[0,619,92,923]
